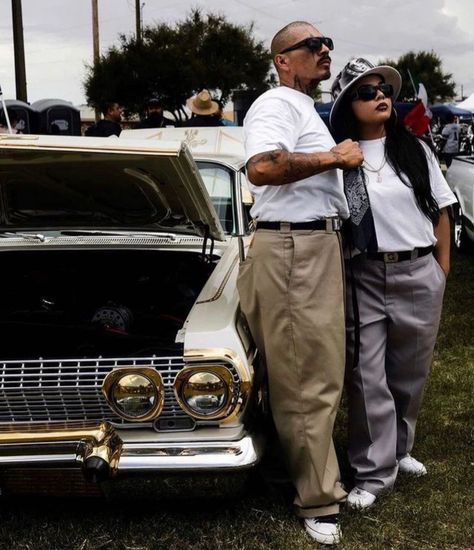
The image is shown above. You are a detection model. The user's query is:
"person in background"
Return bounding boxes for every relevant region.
[238,21,363,546]
[183,90,224,127]
[441,113,461,168]
[138,98,175,128]
[329,58,456,511]
[215,99,236,126]
[85,102,123,137]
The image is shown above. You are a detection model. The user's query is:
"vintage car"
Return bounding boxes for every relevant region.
[445,155,474,251]
[0,127,265,497]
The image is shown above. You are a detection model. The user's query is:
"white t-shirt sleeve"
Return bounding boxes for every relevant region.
[244,97,301,163]
[423,143,457,209]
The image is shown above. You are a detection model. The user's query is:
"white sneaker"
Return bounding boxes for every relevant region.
[304,515,341,545]
[346,487,376,510]
[398,454,427,476]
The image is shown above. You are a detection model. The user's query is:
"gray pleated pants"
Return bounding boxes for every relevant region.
[345,252,446,495]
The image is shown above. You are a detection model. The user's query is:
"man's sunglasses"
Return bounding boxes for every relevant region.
[350,83,394,102]
[279,36,334,54]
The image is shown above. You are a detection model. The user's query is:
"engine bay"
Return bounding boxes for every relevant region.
[0,248,216,360]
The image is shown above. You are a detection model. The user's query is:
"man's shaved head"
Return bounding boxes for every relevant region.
[270,21,316,58]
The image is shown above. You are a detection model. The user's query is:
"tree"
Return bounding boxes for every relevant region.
[380,51,456,103]
[84,9,274,121]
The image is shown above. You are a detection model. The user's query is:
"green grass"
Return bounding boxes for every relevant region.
[0,251,472,550]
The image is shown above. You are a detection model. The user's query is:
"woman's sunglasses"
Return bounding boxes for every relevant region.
[350,83,394,102]
[279,36,334,54]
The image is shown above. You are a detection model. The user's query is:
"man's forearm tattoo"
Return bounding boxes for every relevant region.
[283,154,321,184]
[249,150,324,185]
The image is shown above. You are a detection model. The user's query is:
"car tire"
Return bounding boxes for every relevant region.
[452,202,473,253]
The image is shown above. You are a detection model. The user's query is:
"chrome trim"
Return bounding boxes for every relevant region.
[0,422,263,472]
[174,365,239,421]
[234,171,245,236]
[183,349,252,425]
[102,368,165,422]
[118,435,262,471]
[0,356,190,426]
[195,254,238,304]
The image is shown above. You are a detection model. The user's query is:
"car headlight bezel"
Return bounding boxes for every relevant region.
[102,367,164,422]
[174,365,239,421]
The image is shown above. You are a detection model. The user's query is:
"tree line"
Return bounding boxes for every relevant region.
[84,10,457,120]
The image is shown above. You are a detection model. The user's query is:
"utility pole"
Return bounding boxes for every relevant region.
[11,0,27,102]
[91,0,100,121]
[135,0,142,44]
[91,0,100,66]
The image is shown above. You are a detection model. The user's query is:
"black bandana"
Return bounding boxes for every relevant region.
[343,167,378,252]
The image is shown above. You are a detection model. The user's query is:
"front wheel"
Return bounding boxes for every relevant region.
[452,203,473,252]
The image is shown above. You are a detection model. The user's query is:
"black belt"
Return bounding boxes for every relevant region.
[365,245,433,263]
[256,219,341,231]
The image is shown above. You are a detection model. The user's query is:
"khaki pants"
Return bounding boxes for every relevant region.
[237,226,347,517]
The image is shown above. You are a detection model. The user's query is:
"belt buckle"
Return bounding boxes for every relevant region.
[384,252,399,263]
[325,217,341,232]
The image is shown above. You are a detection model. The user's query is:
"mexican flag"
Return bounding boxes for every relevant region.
[404,83,432,136]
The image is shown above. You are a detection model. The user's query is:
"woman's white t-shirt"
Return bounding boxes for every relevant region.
[360,137,456,251]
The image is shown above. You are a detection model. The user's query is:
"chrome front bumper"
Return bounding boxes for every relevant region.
[0,422,263,481]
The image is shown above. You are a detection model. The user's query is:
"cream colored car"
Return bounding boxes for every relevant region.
[0,128,263,496]
[445,155,474,251]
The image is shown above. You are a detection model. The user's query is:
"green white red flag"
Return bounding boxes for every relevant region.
[404,83,432,136]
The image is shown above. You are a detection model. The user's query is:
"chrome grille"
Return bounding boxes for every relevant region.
[0,356,188,426]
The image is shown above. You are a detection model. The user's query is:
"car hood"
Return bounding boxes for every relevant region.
[0,135,226,241]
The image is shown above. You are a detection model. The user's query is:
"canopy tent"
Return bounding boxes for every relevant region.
[430,103,473,121]
[456,93,474,112]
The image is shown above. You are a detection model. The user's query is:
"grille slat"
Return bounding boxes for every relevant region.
[0,356,188,426]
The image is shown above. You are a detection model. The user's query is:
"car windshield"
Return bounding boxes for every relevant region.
[197,161,234,234]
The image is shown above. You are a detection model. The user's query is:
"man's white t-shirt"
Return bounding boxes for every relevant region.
[244,87,349,222]
[360,138,456,251]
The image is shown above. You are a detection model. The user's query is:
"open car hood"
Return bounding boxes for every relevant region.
[0,135,226,241]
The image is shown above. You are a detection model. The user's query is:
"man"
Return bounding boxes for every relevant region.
[138,98,175,128]
[237,21,363,545]
[183,89,224,127]
[441,113,461,168]
[215,99,236,126]
[85,102,123,137]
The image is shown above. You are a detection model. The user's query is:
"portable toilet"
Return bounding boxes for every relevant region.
[0,99,37,134]
[31,98,81,135]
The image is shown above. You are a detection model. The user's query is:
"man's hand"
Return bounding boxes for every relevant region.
[331,139,364,169]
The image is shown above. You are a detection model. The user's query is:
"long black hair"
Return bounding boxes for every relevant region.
[334,94,440,225]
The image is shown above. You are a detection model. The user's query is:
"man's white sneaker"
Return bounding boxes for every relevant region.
[346,487,376,510]
[398,454,427,476]
[304,515,341,545]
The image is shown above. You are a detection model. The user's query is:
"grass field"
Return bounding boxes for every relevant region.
[0,251,472,550]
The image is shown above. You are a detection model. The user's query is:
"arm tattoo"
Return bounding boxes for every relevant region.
[283,155,321,184]
[247,149,329,186]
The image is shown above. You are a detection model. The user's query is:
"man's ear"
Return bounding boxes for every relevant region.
[274,54,290,73]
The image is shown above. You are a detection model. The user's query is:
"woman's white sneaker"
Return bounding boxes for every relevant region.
[304,515,341,545]
[346,487,376,510]
[398,454,427,476]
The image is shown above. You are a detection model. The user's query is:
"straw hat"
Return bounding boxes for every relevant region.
[329,58,402,134]
[186,89,219,116]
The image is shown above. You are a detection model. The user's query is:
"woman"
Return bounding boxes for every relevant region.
[329,59,456,509]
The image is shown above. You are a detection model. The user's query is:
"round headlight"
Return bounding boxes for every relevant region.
[102,369,164,421]
[182,372,227,416]
[174,365,238,421]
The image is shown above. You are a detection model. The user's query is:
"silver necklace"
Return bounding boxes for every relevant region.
[363,156,387,183]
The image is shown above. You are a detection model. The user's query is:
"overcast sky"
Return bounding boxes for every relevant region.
[1,0,473,106]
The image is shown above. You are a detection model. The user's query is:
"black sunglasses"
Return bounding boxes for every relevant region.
[279,36,334,54]
[350,83,394,102]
